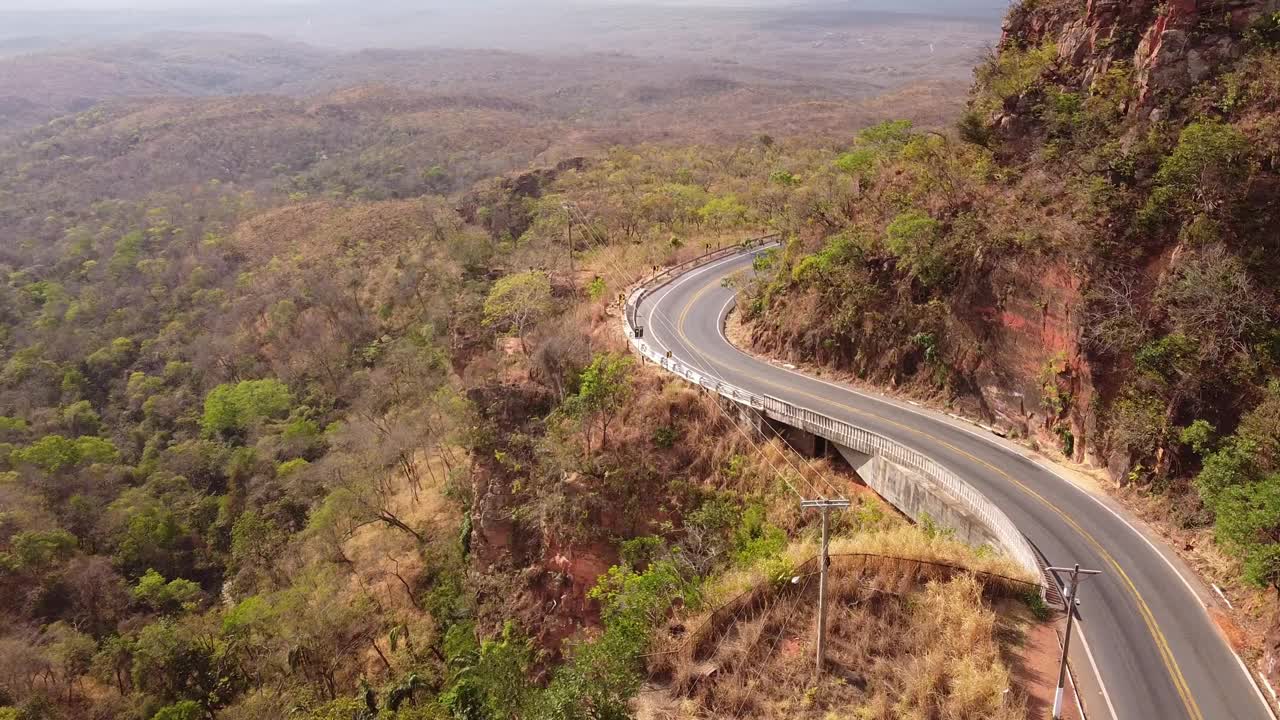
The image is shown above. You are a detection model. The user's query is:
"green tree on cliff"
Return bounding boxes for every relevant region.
[483,271,554,355]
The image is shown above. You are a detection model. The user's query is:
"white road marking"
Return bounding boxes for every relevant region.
[707,283,1121,720]
[654,250,1278,720]
[715,280,1229,615]
[1075,619,1119,720]
[1236,651,1280,720]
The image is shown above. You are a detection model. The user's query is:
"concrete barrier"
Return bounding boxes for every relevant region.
[836,446,1002,550]
[623,242,1042,582]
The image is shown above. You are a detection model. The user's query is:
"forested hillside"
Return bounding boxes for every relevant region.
[11,0,1280,717]
[739,0,1280,678]
[0,33,1045,718]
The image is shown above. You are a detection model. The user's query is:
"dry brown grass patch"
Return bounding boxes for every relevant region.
[648,531,1036,719]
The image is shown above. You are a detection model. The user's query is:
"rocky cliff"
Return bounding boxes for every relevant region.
[745,0,1280,685]
[1005,0,1277,113]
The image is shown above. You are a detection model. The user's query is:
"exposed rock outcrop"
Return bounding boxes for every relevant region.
[457,157,586,242]
[1005,0,1278,115]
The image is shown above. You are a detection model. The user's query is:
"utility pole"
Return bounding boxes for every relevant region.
[802,498,850,672]
[561,203,575,285]
[1046,563,1101,720]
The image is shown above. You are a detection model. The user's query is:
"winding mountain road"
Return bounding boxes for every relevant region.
[636,248,1276,720]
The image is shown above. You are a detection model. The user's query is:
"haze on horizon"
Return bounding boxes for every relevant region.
[0,0,1009,54]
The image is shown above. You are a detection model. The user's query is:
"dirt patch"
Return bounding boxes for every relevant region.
[1006,602,1082,720]
[343,451,460,611]
[1212,606,1250,652]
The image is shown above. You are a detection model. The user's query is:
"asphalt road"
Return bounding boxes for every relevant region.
[636,249,1276,720]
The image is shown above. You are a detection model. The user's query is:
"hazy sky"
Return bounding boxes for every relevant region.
[0,0,1007,55]
[0,0,1007,10]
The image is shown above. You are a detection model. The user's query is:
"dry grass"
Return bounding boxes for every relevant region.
[648,528,1037,719]
[827,526,1040,587]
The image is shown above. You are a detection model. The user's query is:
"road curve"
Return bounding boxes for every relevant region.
[636,249,1275,720]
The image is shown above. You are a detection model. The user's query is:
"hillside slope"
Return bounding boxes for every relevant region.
[741,0,1280,683]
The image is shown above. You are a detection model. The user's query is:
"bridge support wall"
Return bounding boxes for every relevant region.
[626,239,1041,580]
[723,400,1003,550]
[835,445,1002,550]
[720,398,829,459]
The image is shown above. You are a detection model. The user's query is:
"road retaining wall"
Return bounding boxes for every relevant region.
[623,241,1042,582]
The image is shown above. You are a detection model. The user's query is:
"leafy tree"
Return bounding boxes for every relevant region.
[84,337,136,379]
[13,435,118,473]
[46,622,96,703]
[111,503,184,578]
[1179,420,1217,456]
[482,271,553,355]
[1212,475,1280,588]
[2,529,77,577]
[835,148,877,176]
[885,210,946,285]
[229,511,286,589]
[440,622,533,720]
[61,401,100,435]
[975,42,1057,109]
[131,618,244,712]
[857,119,915,151]
[565,353,633,454]
[697,194,749,228]
[1146,121,1252,220]
[0,416,28,441]
[1196,383,1280,589]
[91,634,136,695]
[201,379,294,439]
[132,569,202,613]
[108,231,145,276]
[536,560,693,719]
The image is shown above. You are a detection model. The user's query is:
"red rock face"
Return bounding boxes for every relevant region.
[1267,599,1280,691]
[1008,0,1278,115]
[978,0,1277,463]
[966,257,1095,462]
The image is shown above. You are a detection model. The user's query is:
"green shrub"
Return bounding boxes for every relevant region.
[651,426,677,448]
[885,210,946,285]
[201,379,294,439]
[857,119,915,151]
[1247,12,1280,48]
[1179,420,1217,456]
[791,232,862,283]
[1023,589,1051,621]
[1143,120,1251,222]
[976,42,1058,109]
[275,458,310,477]
[534,559,694,718]
[835,148,877,175]
[697,194,750,228]
[732,503,787,566]
[957,110,993,146]
[13,434,119,473]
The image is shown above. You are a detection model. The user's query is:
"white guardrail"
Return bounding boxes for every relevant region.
[623,239,1043,582]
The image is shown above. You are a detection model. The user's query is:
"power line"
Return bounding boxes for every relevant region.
[635,276,823,501]
[565,207,844,504]
[728,570,816,718]
[631,246,839,501]
[568,208,821,501]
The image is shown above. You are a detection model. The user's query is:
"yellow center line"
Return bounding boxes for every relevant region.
[670,267,1203,720]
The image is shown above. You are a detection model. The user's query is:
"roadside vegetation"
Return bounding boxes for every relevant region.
[0,87,1051,720]
[735,8,1280,607]
[16,1,1280,717]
